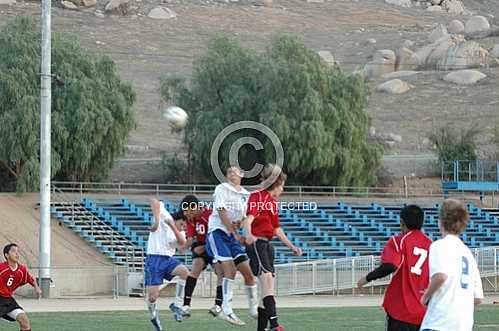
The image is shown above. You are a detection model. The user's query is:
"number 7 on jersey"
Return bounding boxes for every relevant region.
[411,247,428,276]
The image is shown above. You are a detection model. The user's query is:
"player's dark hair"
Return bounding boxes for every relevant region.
[400,205,424,230]
[440,199,469,235]
[3,243,17,260]
[180,195,199,211]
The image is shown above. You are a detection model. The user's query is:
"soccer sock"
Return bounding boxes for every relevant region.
[257,306,268,331]
[215,285,223,307]
[175,279,186,308]
[263,295,278,328]
[147,299,158,319]
[222,277,234,315]
[245,284,258,314]
[183,276,197,307]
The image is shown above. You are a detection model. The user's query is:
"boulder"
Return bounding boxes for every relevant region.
[364,50,396,78]
[395,47,415,71]
[491,45,499,58]
[427,5,442,12]
[385,0,411,7]
[376,79,413,94]
[464,16,490,35]
[148,7,176,19]
[447,19,464,34]
[437,40,489,70]
[317,51,336,66]
[82,0,96,7]
[429,24,449,43]
[441,0,465,15]
[105,0,129,15]
[443,70,486,85]
[61,0,78,9]
[381,71,420,79]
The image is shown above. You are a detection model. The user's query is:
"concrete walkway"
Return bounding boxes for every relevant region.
[18,294,499,313]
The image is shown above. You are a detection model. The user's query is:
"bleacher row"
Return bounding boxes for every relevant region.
[51,198,499,268]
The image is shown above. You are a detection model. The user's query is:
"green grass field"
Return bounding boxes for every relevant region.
[3,306,499,331]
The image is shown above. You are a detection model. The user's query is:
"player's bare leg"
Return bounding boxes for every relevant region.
[236,260,258,319]
[169,264,189,322]
[259,272,283,331]
[147,285,163,331]
[218,260,245,326]
[16,312,31,331]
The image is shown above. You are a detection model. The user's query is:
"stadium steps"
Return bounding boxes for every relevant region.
[51,202,145,271]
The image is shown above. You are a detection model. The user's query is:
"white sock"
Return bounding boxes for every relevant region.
[246,284,258,313]
[175,279,186,308]
[222,277,234,315]
[147,300,158,319]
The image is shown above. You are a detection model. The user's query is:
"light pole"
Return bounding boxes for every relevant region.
[39,0,52,298]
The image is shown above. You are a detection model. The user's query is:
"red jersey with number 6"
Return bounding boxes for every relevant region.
[186,208,212,244]
[0,262,35,298]
[381,230,432,325]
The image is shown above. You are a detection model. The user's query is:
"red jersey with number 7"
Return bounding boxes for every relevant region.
[186,208,212,244]
[381,230,432,325]
[0,262,35,298]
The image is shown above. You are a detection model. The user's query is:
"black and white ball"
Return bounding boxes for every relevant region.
[163,106,188,129]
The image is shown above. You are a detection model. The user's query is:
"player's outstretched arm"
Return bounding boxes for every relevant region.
[275,227,302,256]
[357,263,397,288]
[149,198,162,232]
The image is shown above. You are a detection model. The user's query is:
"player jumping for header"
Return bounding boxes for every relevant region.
[357,205,432,331]
[0,243,42,331]
[243,164,302,331]
[205,166,259,326]
[176,194,225,318]
[145,198,190,330]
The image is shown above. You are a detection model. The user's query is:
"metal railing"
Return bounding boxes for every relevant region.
[274,246,499,296]
[52,180,477,200]
[442,160,499,183]
[52,186,145,272]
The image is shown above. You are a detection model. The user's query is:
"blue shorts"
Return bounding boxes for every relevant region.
[145,255,181,286]
[206,229,246,263]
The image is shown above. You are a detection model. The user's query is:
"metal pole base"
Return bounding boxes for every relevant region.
[40,278,51,298]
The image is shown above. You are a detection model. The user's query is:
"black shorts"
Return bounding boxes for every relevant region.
[0,296,22,322]
[386,314,420,331]
[246,239,275,277]
[191,242,214,268]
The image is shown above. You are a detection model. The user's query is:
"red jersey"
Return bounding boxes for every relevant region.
[246,190,280,240]
[0,262,35,298]
[186,208,212,244]
[381,230,432,325]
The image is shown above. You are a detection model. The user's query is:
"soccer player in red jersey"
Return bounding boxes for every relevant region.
[176,195,224,317]
[357,205,432,331]
[1,243,42,331]
[243,164,302,331]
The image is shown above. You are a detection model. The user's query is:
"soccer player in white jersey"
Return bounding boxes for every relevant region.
[205,166,259,326]
[420,199,484,331]
[145,198,190,331]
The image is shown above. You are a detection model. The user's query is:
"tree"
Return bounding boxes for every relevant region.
[0,18,135,192]
[428,125,480,163]
[161,35,383,186]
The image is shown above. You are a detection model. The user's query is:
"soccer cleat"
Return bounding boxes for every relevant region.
[220,312,246,326]
[181,305,191,318]
[150,315,163,331]
[169,303,184,322]
[269,326,285,331]
[208,304,222,317]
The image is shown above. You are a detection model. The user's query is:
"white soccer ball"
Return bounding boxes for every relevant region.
[163,106,188,129]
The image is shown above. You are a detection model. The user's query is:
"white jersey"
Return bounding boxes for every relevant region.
[147,201,184,256]
[208,182,249,235]
[421,235,484,331]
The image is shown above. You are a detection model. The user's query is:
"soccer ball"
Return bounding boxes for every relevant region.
[163,106,188,129]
